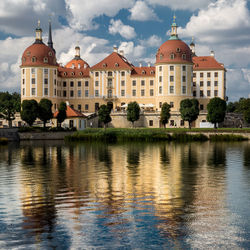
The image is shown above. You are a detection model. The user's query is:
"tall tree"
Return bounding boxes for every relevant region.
[127,101,140,127]
[21,99,38,126]
[207,97,227,128]
[38,98,53,128]
[0,92,20,127]
[56,102,67,127]
[180,99,199,129]
[160,102,171,128]
[98,104,112,129]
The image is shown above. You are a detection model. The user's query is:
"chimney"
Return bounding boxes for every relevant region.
[210,50,215,57]
[113,46,118,53]
[119,50,124,56]
[139,63,142,67]
[148,63,151,67]
[84,64,87,69]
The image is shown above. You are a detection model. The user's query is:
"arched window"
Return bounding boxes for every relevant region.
[48,52,52,56]
[103,63,107,68]
[182,54,187,60]
[160,54,163,60]
[32,57,37,62]
[115,63,119,67]
[63,72,67,76]
[142,70,146,75]
[176,48,181,52]
[44,57,48,63]
[71,72,75,76]
[170,53,175,60]
[79,72,83,76]
[22,57,26,63]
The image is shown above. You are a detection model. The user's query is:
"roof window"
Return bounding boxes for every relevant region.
[44,57,48,63]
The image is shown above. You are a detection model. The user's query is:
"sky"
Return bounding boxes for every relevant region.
[0,0,250,101]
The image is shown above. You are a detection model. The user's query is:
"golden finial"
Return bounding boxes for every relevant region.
[38,20,40,27]
[173,14,176,23]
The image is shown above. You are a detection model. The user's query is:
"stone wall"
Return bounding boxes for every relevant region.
[0,128,19,141]
[18,131,74,140]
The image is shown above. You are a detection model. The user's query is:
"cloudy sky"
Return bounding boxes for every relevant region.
[0,0,250,101]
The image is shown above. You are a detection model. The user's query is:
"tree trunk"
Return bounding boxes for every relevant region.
[8,120,12,128]
[43,120,46,128]
[214,123,217,129]
[189,121,191,129]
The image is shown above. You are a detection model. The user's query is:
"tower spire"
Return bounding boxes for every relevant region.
[48,18,55,53]
[35,20,43,44]
[169,15,179,40]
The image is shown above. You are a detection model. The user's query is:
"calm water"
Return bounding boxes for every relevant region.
[0,140,250,249]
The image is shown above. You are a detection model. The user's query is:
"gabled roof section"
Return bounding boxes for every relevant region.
[131,67,155,77]
[54,105,86,118]
[91,52,134,71]
[58,66,90,78]
[193,56,225,70]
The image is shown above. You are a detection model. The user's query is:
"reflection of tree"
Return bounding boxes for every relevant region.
[243,144,250,169]
[207,143,226,167]
[98,144,112,168]
[127,144,140,173]
[160,144,170,166]
[21,146,35,166]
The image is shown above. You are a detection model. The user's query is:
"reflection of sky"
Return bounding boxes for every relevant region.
[0,142,249,249]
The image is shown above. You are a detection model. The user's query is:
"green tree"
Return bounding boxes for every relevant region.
[244,108,250,124]
[127,101,140,127]
[0,92,20,127]
[56,102,67,127]
[207,97,227,128]
[236,98,250,124]
[21,99,38,126]
[98,104,112,129]
[38,98,53,128]
[226,101,236,113]
[160,102,171,128]
[180,99,199,129]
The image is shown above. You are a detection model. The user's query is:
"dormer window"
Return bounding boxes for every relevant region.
[78,64,81,69]
[103,63,107,68]
[72,63,75,69]
[32,56,37,62]
[44,57,48,63]
[27,51,31,56]
[115,63,119,67]
[63,72,67,76]
[108,71,112,77]
[160,54,163,60]
[71,72,75,76]
[182,54,186,60]
[79,72,83,76]
[170,53,175,60]
[176,48,181,52]
[22,57,26,62]
[150,70,154,74]
[142,70,146,75]
[48,52,52,56]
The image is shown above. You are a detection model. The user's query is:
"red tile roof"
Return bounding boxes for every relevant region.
[65,58,89,69]
[131,67,155,77]
[58,67,90,78]
[91,52,134,70]
[192,56,225,70]
[54,105,86,118]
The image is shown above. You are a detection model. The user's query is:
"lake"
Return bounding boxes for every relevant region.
[0,140,250,249]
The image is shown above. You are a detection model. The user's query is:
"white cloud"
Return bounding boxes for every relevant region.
[146,0,214,10]
[109,19,136,39]
[129,1,159,21]
[65,0,134,30]
[142,35,162,47]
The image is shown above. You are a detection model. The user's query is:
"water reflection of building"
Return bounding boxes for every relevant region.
[16,141,235,246]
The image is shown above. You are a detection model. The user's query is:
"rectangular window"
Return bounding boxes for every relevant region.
[170,76,174,82]
[31,88,35,95]
[200,104,204,110]
[207,81,211,87]
[214,72,218,77]
[78,104,81,111]
[170,86,174,93]
[22,79,25,85]
[193,81,196,87]
[159,76,162,82]
[31,68,35,74]
[170,120,174,126]
[170,102,174,108]
[214,90,218,96]
[63,90,67,97]
[150,89,154,96]
[200,72,204,77]
[54,89,56,96]
[54,79,56,85]
[159,86,162,94]
[207,72,211,77]
[182,86,186,94]
[132,89,136,96]
[95,90,99,97]
[70,81,74,87]
[149,120,153,126]
[85,90,89,97]
[95,72,99,77]
[108,71,112,76]
[121,71,125,76]
[22,69,25,74]
[200,90,204,97]
[180,120,184,126]
[207,90,211,96]
[32,78,36,84]
[54,69,57,75]
[182,65,186,71]
[78,81,81,87]
[44,69,48,74]
[22,88,25,95]
[141,80,145,86]
[70,90,74,97]
[141,89,145,96]
[193,73,196,77]
[200,81,203,87]
[44,78,48,85]
[78,90,81,97]
[214,81,218,86]
[121,90,125,96]
[193,91,196,97]
[159,66,162,72]
[121,80,125,86]
[159,102,162,108]
[150,80,154,86]
[132,80,136,86]
[95,81,99,87]
[85,104,89,110]
[182,76,186,82]
[63,81,67,87]
[170,65,174,71]
[85,81,89,87]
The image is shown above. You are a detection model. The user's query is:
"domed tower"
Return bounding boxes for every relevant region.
[155,17,193,117]
[20,21,58,110]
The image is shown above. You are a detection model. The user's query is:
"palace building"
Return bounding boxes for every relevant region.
[20,19,226,128]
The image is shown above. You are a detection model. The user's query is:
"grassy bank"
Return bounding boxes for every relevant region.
[65,128,249,142]
[0,137,8,145]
